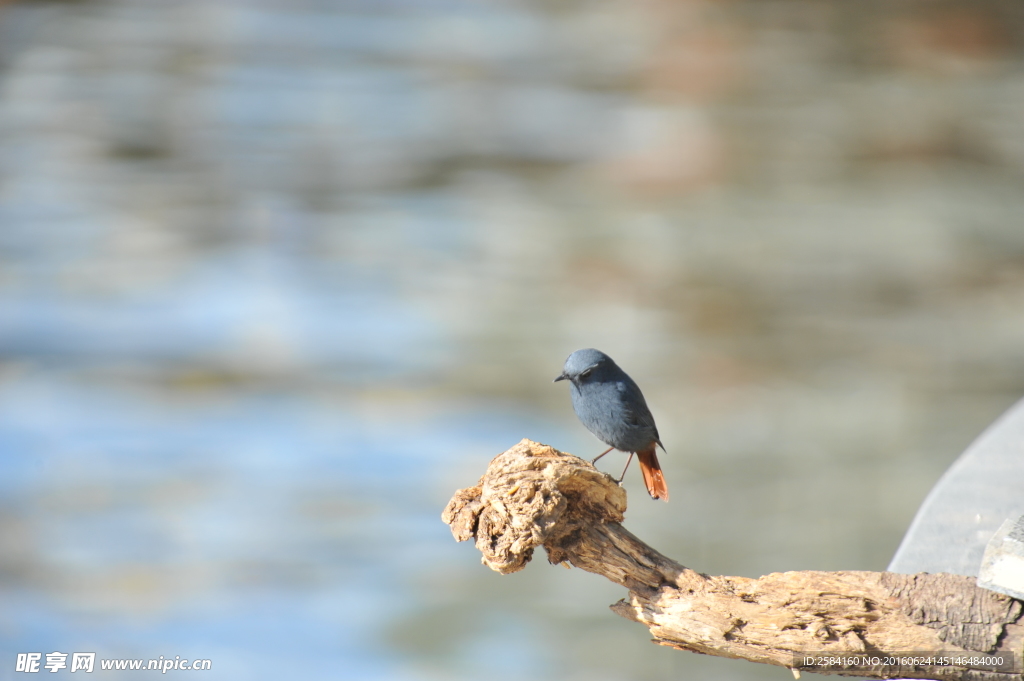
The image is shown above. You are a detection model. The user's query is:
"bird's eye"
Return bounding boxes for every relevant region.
[580,367,594,378]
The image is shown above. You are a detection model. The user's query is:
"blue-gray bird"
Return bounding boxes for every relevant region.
[554,348,669,501]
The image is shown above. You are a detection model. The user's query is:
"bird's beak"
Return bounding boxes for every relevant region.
[553,372,567,382]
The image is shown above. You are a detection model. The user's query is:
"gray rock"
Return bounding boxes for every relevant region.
[978,515,1024,600]
[889,397,1024,577]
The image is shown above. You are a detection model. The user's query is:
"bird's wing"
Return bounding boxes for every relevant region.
[616,380,662,444]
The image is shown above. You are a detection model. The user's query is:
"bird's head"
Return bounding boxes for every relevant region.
[553,348,614,384]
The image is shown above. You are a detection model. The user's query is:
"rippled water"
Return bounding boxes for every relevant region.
[2,1,1024,679]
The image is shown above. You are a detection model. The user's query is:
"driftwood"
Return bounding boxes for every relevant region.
[442,439,1024,681]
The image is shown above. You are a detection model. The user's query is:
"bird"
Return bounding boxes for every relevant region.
[554,348,669,501]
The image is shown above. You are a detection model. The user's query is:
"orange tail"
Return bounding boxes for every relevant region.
[637,447,669,501]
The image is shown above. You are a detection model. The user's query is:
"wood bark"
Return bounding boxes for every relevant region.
[442,439,1024,681]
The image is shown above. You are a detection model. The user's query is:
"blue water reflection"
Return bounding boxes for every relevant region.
[0,366,568,678]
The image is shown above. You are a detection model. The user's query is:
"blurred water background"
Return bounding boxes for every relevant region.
[2,0,1024,679]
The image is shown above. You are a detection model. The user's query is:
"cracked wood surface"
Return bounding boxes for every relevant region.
[442,439,1024,680]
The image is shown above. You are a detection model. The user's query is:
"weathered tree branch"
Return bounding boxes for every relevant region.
[442,439,1024,680]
